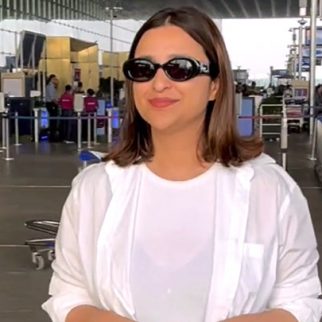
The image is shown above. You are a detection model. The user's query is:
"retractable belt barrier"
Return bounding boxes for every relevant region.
[1,108,321,170]
[0,112,14,161]
[0,111,123,153]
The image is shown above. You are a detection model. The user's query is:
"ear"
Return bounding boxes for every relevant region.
[208,79,219,101]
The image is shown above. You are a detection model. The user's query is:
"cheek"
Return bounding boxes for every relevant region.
[181,80,213,104]
[133,83,148,107]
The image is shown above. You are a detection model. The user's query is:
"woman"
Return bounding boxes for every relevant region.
[42,7,322,322]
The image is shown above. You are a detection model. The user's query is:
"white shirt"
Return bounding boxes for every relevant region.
[131,164,215,322]
[46,82,57,102]
[42,154,322,322]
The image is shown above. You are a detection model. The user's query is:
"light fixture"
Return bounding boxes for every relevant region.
[299,0,307,17]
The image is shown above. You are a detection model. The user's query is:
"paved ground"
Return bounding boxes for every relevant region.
[0,133,321,322]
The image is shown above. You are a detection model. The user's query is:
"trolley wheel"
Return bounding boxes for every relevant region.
[47,249,55,261]
[32,253,45,270]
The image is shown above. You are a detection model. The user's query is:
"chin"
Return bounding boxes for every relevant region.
[149,121,184,135]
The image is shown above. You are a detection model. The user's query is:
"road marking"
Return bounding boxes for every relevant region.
[301,186,322,190]
[0,245,28,248]
[0,185,70,189]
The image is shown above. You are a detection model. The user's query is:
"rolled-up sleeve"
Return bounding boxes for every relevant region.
[268,184,322,322]
[42,179,97,322]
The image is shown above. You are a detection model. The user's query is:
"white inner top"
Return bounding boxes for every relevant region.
[130,163,217,322]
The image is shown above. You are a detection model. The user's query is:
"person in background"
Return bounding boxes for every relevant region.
[248,81,259,95]
[74,81,85,94]
[82,88,99,141]
[235,82,243,94]
[241,83,249,96]
[84,88,98,113]
[283,84,293,99]
[315,84,322,116]
[58,84,74,143]
[43,6,322,322]
[45,74,59,142]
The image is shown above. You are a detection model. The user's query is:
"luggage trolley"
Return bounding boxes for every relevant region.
[286,103,304,132]
[25,220,59,270]
[24,150,104,270]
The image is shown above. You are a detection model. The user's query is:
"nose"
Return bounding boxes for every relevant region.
[151,67,172,92]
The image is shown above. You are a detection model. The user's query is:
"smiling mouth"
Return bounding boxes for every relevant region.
[148,98,179,108]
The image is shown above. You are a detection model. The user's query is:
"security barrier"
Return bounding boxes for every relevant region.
[0,107,321,172]
[315,117,322,182]
[0,108,123,161]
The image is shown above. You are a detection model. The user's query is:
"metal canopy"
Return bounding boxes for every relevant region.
[0,0,302,21]
[104,0,300,19]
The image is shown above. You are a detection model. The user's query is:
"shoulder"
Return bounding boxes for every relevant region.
[239,153,299,205]
[72,162,109,187]
[216,154,298,205]
[66,162,141,226]
[71,161,140,195]
[247,153,297,192]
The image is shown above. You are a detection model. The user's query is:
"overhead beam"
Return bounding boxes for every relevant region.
[286,0,292,17]
[270,0,276,17]
[253,0,262,18]
[218,0,236,18]
[237,0,249,18]
[203,0,220,18]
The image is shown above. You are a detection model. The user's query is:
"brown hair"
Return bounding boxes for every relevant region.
[105,6,263,167]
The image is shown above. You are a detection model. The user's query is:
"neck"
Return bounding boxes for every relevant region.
[148,126,211,180]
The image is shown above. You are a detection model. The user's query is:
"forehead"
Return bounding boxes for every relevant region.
[134,25,207,61]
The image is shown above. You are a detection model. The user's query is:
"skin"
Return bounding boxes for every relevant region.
[133,25,218,181]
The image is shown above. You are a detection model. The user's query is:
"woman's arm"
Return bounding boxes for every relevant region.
[224,309,297,322]
[227,182,322,322]
[66,305,134,322]
[42,166,126,322]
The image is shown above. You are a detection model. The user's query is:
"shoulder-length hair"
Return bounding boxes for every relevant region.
[105,6,263,167]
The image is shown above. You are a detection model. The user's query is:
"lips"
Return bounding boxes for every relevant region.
[148,98,179,108]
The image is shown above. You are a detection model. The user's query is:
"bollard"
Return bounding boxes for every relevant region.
[4,113,13,161]
[87,113,92,149]
[280,109,288,170]
[33,108,39,144]
[107,108,113,145]
[259,105,263,138]
[77,112,82,151]
[14,111,21,146]
[93,112,98,145]
[1,113,6,150]
[308,117,318,161]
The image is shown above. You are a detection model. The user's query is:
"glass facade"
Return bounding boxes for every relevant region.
[0,0,105,21]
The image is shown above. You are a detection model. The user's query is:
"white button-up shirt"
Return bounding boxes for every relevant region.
[42,154,322,322]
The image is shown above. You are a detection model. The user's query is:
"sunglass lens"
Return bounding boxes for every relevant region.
[165,59,195,81]
[124,60,155,81]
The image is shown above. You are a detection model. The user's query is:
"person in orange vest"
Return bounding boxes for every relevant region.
[82,88,98,141]
[58,84,74,143]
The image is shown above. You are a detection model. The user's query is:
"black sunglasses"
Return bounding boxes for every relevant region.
[123,57,218,82]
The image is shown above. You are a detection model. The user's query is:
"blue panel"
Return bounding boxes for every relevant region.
[40,109,49,129]
[112,108,120,129]
[238,97,254,137]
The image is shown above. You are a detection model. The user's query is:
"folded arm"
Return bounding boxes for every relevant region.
[225,184,322,322]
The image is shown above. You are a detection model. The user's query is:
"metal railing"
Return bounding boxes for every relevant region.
[1,107,320,171]
[0,108,122,161]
